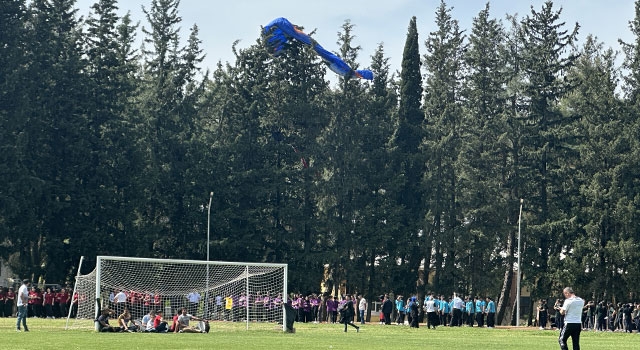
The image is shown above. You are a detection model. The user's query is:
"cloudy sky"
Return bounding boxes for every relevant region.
[74,0,636,75]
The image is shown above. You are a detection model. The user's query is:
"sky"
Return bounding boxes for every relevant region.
[73,0,636,76]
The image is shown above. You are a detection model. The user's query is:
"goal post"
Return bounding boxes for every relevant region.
[67,256,287,331]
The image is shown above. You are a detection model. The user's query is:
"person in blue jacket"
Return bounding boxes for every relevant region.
[395,295,405,325]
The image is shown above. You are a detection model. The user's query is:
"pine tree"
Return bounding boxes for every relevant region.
[359,43,401,302]
[317,20,373,295]
[565,36,628,300]
[0,0,29,268]
[518,1,580,300]
[10,0,91,281]
[460,2,510,298]
[422,0,466,292]
[138,0,206,258]
[83,0,143,257]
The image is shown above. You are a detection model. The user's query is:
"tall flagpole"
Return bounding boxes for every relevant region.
[516,198,523,327]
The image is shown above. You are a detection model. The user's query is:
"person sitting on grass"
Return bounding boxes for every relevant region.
[176,307,208,333]
[117,308,137,332]
[153,310,169,332]
[144,310,157,332]
[97,308,122,332]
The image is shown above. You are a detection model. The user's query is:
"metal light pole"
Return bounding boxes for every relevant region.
[516,198,523,327]
[205,192,213,319]
[207,192,213,262]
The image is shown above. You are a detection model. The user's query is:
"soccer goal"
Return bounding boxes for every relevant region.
[66,256,287,331]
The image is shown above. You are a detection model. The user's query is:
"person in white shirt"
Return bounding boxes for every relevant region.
[187,291,201,316]
[358,295,367,325]
[16,279,30,332]
[424,293,438,329]
[177,307,206,333]
[558,287,584,350]
[142,310,156,332]
[114,290,127,315]
[451,293,465,326]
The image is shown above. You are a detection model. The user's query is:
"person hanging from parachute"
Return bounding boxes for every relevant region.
[262,17,374,80]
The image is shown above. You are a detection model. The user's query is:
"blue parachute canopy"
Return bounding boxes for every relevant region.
[263,17,374,80]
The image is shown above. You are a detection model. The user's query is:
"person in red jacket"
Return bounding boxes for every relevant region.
[0,287,6,317]
[53,288,63,318]
[58,288,69,318]
[36,287,44,318]
[43,287,55,319]
[70,292,79,318]
[27,287,37,317]
[5,287,16,317]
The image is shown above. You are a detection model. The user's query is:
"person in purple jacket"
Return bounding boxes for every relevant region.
[310,294,320,323]
[300,296,311,323]
[326,295,338,324]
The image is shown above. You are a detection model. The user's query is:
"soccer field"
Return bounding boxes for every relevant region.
[2,318,639,350]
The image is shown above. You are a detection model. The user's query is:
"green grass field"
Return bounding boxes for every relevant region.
[2,318,639,350]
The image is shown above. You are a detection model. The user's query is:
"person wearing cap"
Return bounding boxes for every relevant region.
[16,279,30,332]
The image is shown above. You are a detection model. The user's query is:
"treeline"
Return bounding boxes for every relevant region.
[1,0,640,325]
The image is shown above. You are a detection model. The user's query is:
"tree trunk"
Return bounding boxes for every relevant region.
[496,229,515,325]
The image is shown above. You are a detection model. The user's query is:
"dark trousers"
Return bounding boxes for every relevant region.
[487,312,495,327]
[439,313,447,326]
[476,312,484,327]
[343,316,359,332]
[624,317,633,333]
[427,312,438,329]
[383,312,391,325]
[559,323,581,350]
[539,312,547,328]
[410,313,419,328]
[396,311,405,324]
[5,302,14,317]
[452,309,462,326]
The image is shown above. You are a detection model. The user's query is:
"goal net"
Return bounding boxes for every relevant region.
[67,256,287,331]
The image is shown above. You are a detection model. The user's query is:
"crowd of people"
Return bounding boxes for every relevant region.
[6,279,640,341]
[0,284,77,319]
[106,289,286,323]
[535,298,640,333]
[96,306,210,333]
[370,292,497,329]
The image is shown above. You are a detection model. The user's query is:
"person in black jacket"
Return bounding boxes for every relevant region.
[381,294,393,325]
[339,295,360,332]
[409,297,420,328]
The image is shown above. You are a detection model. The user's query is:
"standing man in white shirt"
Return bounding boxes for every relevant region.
[451,293,465,327]
[187,291,201,316]
[114,289,127,316]
[358,294,367,324]
[424,294,438,329]
[16,279,30,332]
[558,287,584,350]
